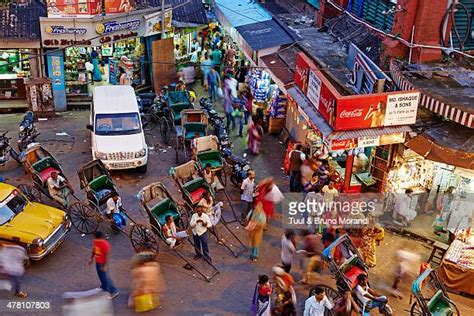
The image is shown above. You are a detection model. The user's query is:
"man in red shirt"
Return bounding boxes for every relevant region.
[88,231,119,298]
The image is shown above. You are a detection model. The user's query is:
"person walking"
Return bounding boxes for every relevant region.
[89,231,119,298]
[223,75,235,130]
[281,230,296,273]
[206,67,221,103]
[200,53,213,87]
[240,169,256,224]
[0,244,28,298]
[288,144,305,192]
[247,115,262,155]
[246,201,267,262]
[190,205,212,262]
[210,45,222,67]
[251,274,272,315]
[304,286,334,316]
[232,91,246,137]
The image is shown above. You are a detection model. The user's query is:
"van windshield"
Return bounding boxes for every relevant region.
[95,113,142,136]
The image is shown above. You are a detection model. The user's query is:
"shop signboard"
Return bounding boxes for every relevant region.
[46,51,66,111]
[347,43,391,94]
[330,139,358,151]
[306,70,322,111]
[104,0,134,14]
[335,91,420,130]
[294,53,311,93]
[47,0,101,18]
[144,9,173,37]
[358,136,380,147]
[40,12,147,47]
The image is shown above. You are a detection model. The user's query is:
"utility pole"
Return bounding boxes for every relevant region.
[161,0,166,37]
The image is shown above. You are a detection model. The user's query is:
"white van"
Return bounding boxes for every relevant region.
[88,86,148,173]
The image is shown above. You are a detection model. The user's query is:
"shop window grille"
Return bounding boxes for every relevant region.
[346,0,395,33]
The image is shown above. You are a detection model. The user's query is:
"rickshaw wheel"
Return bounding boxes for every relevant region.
[17,184,42,203]
[309,285,341,316]
[410,302,423,316]
[130,224,158,255]
[68,202,99,234]
[142,114,157,131]
[159,117,171,145]
[218,166,227,187]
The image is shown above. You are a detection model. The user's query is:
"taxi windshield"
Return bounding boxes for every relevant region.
[0,192,27,225]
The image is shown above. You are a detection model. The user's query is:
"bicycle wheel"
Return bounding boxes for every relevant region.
[159,117,171,144]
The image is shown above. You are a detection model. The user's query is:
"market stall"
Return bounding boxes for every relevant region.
[0,49,29,100]
[439,234,474,295]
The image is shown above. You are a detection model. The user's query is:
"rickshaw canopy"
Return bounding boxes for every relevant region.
[78,159,113,190]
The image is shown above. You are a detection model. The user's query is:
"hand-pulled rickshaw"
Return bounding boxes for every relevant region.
[68,159,156,254]
[137,182,219,282]
[175,109,208,163]
[170,160,246,257]
[194,135,227,187]
[166,90,194,127]
[310,234,393,316]
[410,269,460,316]
[19,143,77,209]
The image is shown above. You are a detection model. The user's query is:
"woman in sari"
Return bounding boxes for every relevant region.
[251,274,272,316]
[247,200,267,261]
[248,115,262,155]
[359,222,384,268]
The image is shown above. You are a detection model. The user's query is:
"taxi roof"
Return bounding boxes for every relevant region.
[0,183,15,201]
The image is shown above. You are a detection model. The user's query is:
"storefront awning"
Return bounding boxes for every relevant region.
[235,19,295,51]
[214,0,272,28]
[405,133,474,170]
[288,86,412,150]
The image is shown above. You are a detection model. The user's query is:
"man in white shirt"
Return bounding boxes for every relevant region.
[240,169,255,224]
[47,171,72,208]
[190,205,212,262]
[304,286,334,316]
[281,230,296,273]
[355,274,391,315]
[106,193,124,230]
[322,181,338,202]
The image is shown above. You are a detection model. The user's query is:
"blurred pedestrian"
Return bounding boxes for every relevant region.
[190,205,212,262]
[244,88,253,124]
[272,266,296,316]
[128,252,165,312]
[232,91,246,137]
[247,115,262,155]
[300,230,324,284]
[392,249,421,295]
[288,144,305,192]
[206,67,221,103]
[281,229,296,273]
[251,274,272,315]
[223,74,235,130]
[200,53,213,87]
[246,200,267,261]
[211,45,222,66]
[240,169,256,225]
[0,244,28,298]
[303,173,320,194]
[181,62,196,89]
[88,231,119,298]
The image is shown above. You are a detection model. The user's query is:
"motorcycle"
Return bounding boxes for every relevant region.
[0,132,21,165]
[17,111,39,152]
[199,98,231,147]
[222,147,251,187]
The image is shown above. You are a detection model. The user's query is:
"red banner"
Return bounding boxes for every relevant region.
[105,0,135,14]
[330,139,358,151]
[47,0,100,17]
[294,53,311,93]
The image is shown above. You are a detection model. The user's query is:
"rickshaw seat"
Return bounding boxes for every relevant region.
[184,123,206,140]
[345,266,366,289]
[32,157,58,174]
[190,188,206,204]
[427,290,452,315]
[150,198,179,225]
[39,166,61,182]
[197,150,222,169]
[89,175,114,201]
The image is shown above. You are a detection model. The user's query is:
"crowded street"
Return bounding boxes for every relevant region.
[1,0,474,315]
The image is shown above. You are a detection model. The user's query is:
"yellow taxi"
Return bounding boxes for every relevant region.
[0,183,71,260]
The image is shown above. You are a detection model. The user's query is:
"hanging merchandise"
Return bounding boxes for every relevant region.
[249,69,271,102]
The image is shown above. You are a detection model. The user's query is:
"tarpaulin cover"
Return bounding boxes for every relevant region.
[438,259,474,295]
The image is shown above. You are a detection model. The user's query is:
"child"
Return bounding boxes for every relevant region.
[251,275,272,315]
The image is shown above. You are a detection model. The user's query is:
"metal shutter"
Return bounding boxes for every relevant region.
[348,0,394,32]
[452,0,474,51]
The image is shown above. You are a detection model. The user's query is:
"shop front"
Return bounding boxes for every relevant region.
[40,7,162,110]
[0,49,32,101]
[284,52,420,192]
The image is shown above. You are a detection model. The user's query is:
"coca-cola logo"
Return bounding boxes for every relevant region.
[340,109,363,118]
[295,65,307,80]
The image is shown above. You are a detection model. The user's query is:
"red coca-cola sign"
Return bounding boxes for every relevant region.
[335,94,388,130]
[294,53,311,93]
[330,138,358,151]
